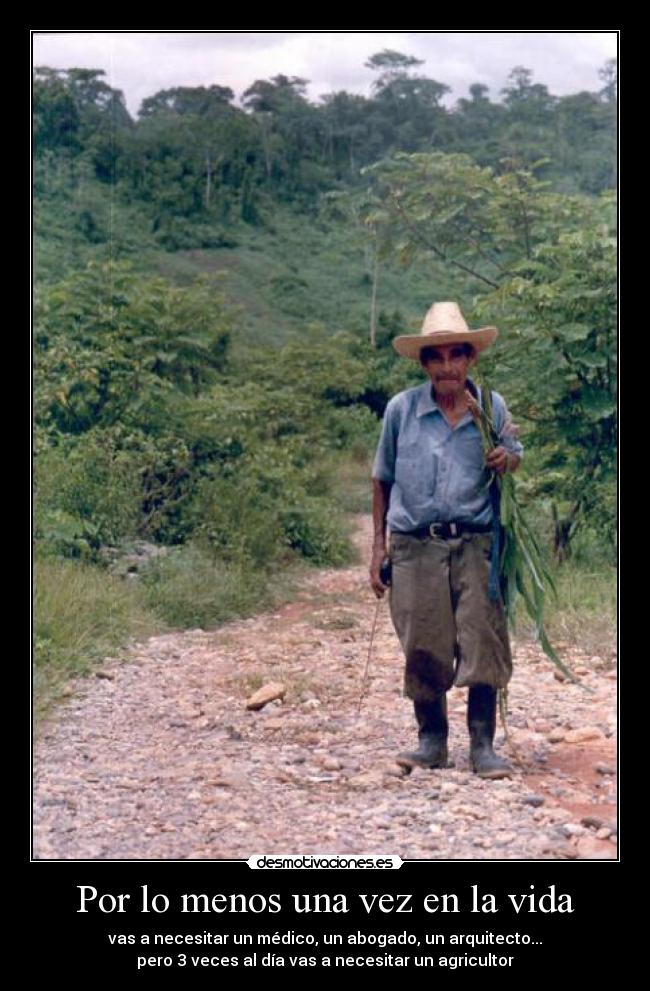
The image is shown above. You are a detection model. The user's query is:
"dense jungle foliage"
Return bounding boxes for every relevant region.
[33,52,617,709]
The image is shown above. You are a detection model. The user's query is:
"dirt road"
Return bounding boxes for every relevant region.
[33,516,617,860]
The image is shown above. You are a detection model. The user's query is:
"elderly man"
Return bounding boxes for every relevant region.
[369,302,523,779]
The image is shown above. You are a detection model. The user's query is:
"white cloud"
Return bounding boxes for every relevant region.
[32,30,618,117]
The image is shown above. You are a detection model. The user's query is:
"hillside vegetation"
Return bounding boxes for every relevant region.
[33,54,617,714]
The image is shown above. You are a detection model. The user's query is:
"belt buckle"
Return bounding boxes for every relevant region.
[429,522,458,538]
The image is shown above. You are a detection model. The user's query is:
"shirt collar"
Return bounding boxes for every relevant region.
[415,377,479,418]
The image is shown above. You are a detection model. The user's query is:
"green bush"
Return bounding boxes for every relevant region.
[327,403,382,454]
[34,432,144,555]
[34,261,234,439]
[35,507,102,561]
[141,543,277,628]
[184,445,354,570]
[187,470,288,568]
[279,499,354,565]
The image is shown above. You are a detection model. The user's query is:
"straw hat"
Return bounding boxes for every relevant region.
[393,301,498,360]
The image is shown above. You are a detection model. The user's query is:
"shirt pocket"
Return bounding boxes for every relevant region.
[456,427,485,472]
[394,440,438,502]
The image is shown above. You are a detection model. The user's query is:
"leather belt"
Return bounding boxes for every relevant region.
[394,521,492,540]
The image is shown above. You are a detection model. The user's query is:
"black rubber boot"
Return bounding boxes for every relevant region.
[396,696,449,770]
[467,684,512,779]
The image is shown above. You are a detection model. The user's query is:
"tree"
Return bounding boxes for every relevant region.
[365,49,450,153]
[33,66,81,155]
[598,59,617,104]
[319,91,372,176]
[500,66,557,170]
[138,85,235,118]
[554,91,616,193]
[453,83,507,167]
[363,151,616,553]
[133,85,243,210]
[33,67,132,184]
[242,75,324,196]
[365,50,425,90]
[502,66,556,118]
[475,197,616,556]
[123,100,261,229]
[242,74,310,114]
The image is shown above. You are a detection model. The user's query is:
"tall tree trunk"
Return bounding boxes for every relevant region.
[552,499,580,562]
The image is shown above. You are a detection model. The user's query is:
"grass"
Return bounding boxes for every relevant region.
[140,543,297,629]
[33,557,159,721]
[155,212,463,356]
[523,560,617,663]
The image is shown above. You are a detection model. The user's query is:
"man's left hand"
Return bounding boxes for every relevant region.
[486,446,509,476]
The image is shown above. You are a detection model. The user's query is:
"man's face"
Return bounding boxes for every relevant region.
[422,344,474,397]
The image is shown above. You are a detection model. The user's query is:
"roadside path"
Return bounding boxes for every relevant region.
[33,515,617,860]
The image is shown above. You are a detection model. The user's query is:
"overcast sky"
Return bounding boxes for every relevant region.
[32,31,618,118]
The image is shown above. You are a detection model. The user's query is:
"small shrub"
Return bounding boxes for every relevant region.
[141,543,277,628]
[34,434,143,556]
[279,500,354,566]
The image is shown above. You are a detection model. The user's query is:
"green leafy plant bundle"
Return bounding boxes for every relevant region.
[470,373,587,689]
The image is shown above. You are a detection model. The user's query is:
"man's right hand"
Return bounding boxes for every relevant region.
[369,546,389,599]
[370,479,392,598]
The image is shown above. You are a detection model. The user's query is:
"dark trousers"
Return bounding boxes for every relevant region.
[388,531,512,702]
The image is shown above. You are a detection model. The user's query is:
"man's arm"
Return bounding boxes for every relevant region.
[369,478,392,598]
[369,395,398,597]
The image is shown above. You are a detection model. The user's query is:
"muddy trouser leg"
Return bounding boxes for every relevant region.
[451,534,512,778]
[389,534,455,767]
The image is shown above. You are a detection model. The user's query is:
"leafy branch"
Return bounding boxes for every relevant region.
[388,190,501,289]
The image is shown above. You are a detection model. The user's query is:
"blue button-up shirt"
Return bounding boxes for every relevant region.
[372,379,524,532]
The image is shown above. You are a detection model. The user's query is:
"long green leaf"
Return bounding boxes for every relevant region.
[514,550,588,688]
[511,519,545,593]
[512,513,557,593]
[473,369,585,689]
[510,508,558,596]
